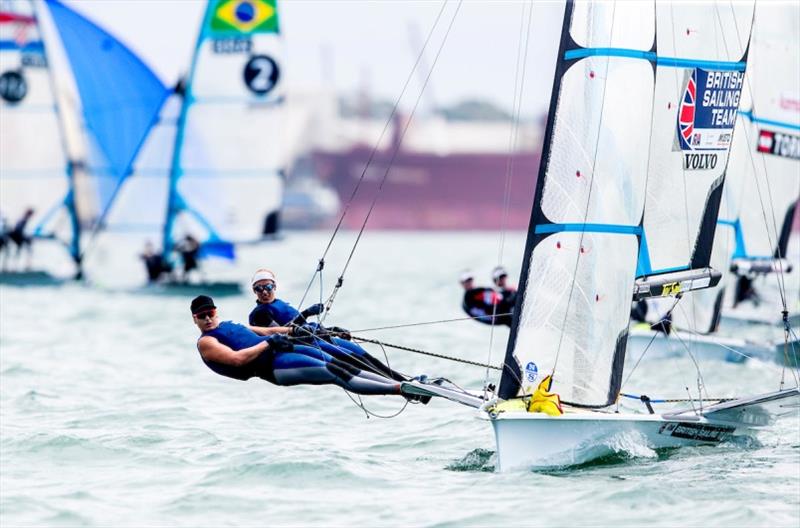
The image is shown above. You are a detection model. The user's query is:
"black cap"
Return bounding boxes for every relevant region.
[191,295,216,314]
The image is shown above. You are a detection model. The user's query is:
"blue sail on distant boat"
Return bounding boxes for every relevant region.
[43,0,170,237]
[0,1,81,283]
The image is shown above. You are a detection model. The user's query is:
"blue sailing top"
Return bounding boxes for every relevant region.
[198,321,274,381]
[249,299,301,327]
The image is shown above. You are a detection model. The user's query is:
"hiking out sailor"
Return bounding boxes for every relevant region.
[492,265,517,318]
[192,295,408,397]
[460,270,511,327]
[248,269,409,382]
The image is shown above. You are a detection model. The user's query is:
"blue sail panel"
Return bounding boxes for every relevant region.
[44,0,169,219]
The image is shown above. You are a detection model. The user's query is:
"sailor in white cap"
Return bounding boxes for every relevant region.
[248,268,411,382]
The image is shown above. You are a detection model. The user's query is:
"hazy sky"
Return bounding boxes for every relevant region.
[63,0,564,116]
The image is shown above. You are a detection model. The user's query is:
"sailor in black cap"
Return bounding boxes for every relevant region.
[191,295,404,396]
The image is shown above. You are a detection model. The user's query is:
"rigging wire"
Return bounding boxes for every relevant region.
[485,0,535,398]
[347,313,513,334]
[352,335,502,371]
[295,0,452,310]
[321,0,465,319]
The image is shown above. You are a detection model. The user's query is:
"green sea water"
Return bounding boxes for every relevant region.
[1,232,798,527]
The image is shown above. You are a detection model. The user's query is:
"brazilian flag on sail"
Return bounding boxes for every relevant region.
[209,0,279,34]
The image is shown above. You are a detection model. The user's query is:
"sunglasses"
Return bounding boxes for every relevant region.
[194,309,217,320]
[253,283,275,294]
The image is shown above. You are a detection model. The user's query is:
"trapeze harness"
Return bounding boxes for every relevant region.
[249,299,408,382]
[462,287,513,327]
[198,321,400,395]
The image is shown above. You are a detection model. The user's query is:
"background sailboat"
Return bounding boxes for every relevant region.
[79,0,287,294]
[0,0,83,284]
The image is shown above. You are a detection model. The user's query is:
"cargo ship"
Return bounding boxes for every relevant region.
[312,112,542,230]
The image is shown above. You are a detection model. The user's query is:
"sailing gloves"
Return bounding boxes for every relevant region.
[328,326,351,341]
[267,335,293,353]
[300,303,325,318]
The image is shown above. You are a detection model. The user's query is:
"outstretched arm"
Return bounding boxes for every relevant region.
[248,325,291,336]
[198,336,268,367]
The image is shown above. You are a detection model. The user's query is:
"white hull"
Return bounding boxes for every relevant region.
[627,328,774,363]
[487,411,732,471]
[485,389,800,471]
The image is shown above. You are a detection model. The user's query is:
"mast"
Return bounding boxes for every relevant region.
[30,0,82,276]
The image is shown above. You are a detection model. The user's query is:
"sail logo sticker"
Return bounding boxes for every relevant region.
[210,0,278,34]
[682,153,717,170]
[757,129,800,160]
[676,69,743,152]
[525,362,539,383]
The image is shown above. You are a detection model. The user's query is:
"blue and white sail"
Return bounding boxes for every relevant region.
[727,2,799,274]
[498,1,753,406]
[163,0,286,259]
[43,0,170,236]
[0,0,81,270]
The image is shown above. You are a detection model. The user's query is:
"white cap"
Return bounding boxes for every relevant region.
[251,269,276,286]
[492,266,508,281]
[459,270,474,283]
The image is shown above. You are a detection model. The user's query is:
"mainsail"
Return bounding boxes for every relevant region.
[0,1,80,269]
[499,1,753,406]
[163,0,286,259]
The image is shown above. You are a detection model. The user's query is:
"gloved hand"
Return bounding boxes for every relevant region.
[328,326,351,341]
[267,335,293,353]
[300,303,325,318]
[290,324,316,338]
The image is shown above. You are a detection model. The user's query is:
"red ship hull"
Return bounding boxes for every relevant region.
[312,145,541,230]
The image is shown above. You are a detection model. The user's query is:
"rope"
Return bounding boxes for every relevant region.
[321,0,464,317]
[351,336,502,371]
[296,0,453,310]
[348,313,513,333]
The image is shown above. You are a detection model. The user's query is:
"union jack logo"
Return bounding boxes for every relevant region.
[678,70,697,149]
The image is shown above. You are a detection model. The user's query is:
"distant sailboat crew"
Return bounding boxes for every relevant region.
[459,270,512,327]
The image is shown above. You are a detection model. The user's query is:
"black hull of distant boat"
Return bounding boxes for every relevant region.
[0,271,68,286]
[136,281,242,297]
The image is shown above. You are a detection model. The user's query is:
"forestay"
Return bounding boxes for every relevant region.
[499,1,754,407]
[0,1,80,263]
[164,0,285,256]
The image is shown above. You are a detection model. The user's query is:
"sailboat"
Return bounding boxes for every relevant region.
[0,0,83,284]
[0,0,170,287]
[719,1,800,330]
[627,1,800,365]
[399,0,799,471]
[77,0,286,295]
